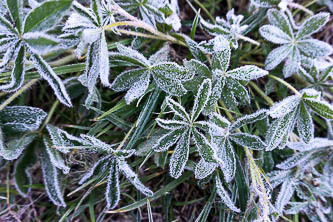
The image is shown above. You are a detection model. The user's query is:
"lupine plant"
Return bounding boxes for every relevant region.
[0,0,333,221]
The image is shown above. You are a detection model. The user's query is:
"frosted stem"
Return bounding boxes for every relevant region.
[237,34,260,46]
[268,74,301,96]
[288,2,314,15]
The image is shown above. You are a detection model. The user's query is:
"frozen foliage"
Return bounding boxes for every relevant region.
[260,9,332,78]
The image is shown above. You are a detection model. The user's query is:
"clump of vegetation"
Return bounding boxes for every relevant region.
[0,0,333,221]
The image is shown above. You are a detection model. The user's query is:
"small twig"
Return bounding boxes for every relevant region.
[237,34,260,46]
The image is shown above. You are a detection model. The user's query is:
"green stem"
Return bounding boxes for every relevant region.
[193,0,215,23]
[249,81,274,106]
[268,74,301,96]
[39,100,59,133]
[0,79,38,111]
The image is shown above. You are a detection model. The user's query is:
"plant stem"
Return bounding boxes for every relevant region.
[39,100,59,133]
[193,0,215,23]
[288,2,314,15]
[249,81,274,106]
[268,74,301,96]
[237,34,260,46]
[0,79,38,111]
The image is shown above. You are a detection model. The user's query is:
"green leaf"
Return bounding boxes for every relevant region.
[124,74,150,104]
[297,39,333,58]
[296,12,330,40]
[111,43,150,67]
[275,178,295,213]
[0,134,36,160]
[0,45,25,92]
[184,59,211,78]
[152,72,187,97]
[170,129,190,179]
[297,102,314,143]
[304,98,333,119]
[194,158,217,179]
[40,145,66,207]
[155,118,186,130]
[195,188,216,222]
[0,13,17,34]
[153,128,184,152]
[182,35,206,62]
[90,0,102,25]
[106,157,120,209]
[23,32,59,54]
[6,0,23,33]
[218,138,236,182]
[230,109,267,131]
[166,97,190,122]
[111,68,148,92]
[44,138,70,174]
[269,95,302,118]
[192,128,216,163]
[211,39,230,72]
[23,0,72,33]
[192,79,212,120]
[267,9,293,37]
[14,148,36,197]
[30,53,72,107]
[151,62,192,81]
[265,44,292,70]
[0,106,47,132]
[266,110,297,151]
[227,65,268,81]
[230,133,266,150]
[215,174,240,213]
[259,25,292,44]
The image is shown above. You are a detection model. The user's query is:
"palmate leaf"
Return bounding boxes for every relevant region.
[0,134,36,160]
[275,178,296,213]
[6,0,23,33]
[304,97,333,119]
[0,44,25,92]
[215,174,240,213]
[259,25,291,44]
[14,148,36,197]
[0,13,18,34]
[23,0,73,33]
[23,32,59,55]
[230,133,266,150]
[152,128,184,152]
[296,12,330,40]
[211,37,230,71]
[0,106,47,132]
[30,53,72,107]
[166,97,190,122]
[193,128,216,163]
[276,150,313,170]
[106,157,120,209]
[230,109,267,131]
[227,65,268,81]
[124,74,150,104]
[267,9,293,37]
[0,40,20,72]
[79,155,110,185]
[269,95,302,118]
[265,44,292,71]
[195,158,217,179]
[191,79,212,120]
[297,39,333,58]
[43,138,70,174]
[170,129,190,179]
[40,144,66,207]
[297,102,314,143]
[283,47,301,78]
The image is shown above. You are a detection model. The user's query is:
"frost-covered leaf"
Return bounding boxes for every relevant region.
[46,124,83,153]
[0,45,25,92]
[118,159,153,196]
[23,0,73,33]
[30,53,72,107]
[112,43,150,67]
[0,40,21,72]
[266,110,297,151]
[106,157,120,209]
[287,138,333,151]
[148,44,170,65]
[296,12,330,40]
[230,109,267,131]
[267,170,294,188]
[267,9,293,37]
[251,0,280,8]
[265,44,292,70]
[259,25,291,44]
[192,79,212,120]
[269,95,302,118]
[276,151,313,170]
[155,118,186,130]
[215,174,240,212]
[184,59,211,78]
[0,13,17,34]
[275,178,295,213]
[79,155,110,185]
[152,72,187,96]
[23,32,59,54]
[71,1,98,27]
[297,102,314,143]
[283,47,301,78]
[14,149,35,197]
[0,106,47,132]
[304,98,333,119]
[6,0,23,33]
[166,97,190,122]
[182,35,206,62]
[40,145,66,207]
[218,138,235,182]
[285,202,309,215]
[169,129,190,179]
[111,68,148,92]
[80,134,114,153]
[227,65,268,81]
[0,134,36,160]
[210,113,231,130]
[298,39,333,58]
[195,158,217,179]
[124,74,150,104]
[230,133,266,150]
[211,38,230,71]
[152,128,184,152]
[192,128,216,163]
[43,138,69,174]
[98,33,111,87]
[151,62,192,81]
